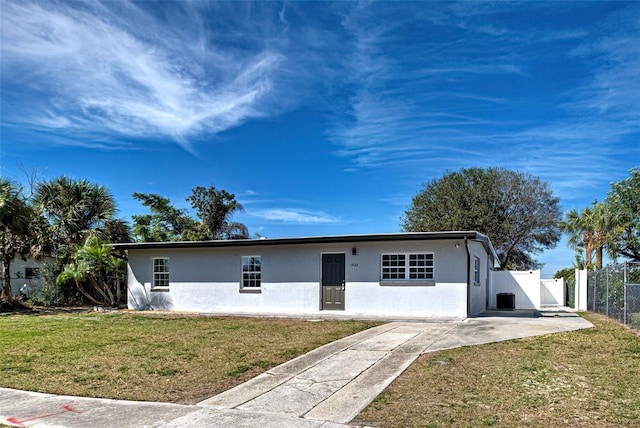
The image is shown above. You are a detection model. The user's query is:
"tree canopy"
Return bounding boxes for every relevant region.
[559,168,640,270]
[1,175,129,306]
[131,193,204,242]
[0,178,37,303]
[132,185,248,242]
[34,176,121,256]
[402,168,562,270]
[605,168,639,261]
[187,186,248,239]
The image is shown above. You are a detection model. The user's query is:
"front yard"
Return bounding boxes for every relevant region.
[354,313,640,427]
[0,310,379,404]
[3,310,639,427]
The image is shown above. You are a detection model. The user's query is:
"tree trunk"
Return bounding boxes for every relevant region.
[595,246,603,270]
[584,239,594,270]
[115,271,122,305]
[74,279,103,306]
[87,276,110,305]
[2,256,14,304]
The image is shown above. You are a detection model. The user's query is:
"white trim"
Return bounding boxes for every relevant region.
[152,257,170,290]
[241,255,262,290]
[380,252,435,282]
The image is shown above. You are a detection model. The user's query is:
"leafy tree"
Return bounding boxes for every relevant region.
[0,176,52,304]
[562,169,639,267]
[402,168,562,270]
[605,168,640,261]
[34,176,129,304]
[103,219,133,245]
[0,178,33,303]
[554,267,575,282]
[132,186,249,242]
[57,237,127,306]
[131,193,206,242]
[187,186,248,239]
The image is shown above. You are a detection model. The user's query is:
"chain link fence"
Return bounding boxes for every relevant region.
[587,262,640,329]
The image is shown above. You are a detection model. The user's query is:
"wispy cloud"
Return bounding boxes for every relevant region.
[2,0,637,200]
[0,1,285,150]
[323,1,639,207]
[325,3,531,169]
[249,208,343,225]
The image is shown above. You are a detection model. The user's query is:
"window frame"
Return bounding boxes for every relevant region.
[25,267,40,279]
[152,257,170,290]
[240,255,262,292]
[380,252,435,285]
[473,256,481,285]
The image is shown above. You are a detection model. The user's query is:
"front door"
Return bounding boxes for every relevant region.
[322,253,345,310]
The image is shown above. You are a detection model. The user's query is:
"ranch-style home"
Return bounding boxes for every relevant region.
[114,231,501,318]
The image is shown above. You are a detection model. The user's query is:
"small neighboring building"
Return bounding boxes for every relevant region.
[1,257,48,298]
[114,231,500,318]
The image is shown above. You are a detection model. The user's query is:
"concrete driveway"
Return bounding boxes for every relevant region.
[0,311,593,428]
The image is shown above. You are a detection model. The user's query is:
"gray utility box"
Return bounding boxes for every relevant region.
[496,293,515,310]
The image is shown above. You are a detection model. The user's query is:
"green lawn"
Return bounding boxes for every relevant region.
[4,310,638,427]
[354,312,640,428]
[0,310,380,404]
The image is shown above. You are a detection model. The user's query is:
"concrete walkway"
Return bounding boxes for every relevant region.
[0,311,593,428]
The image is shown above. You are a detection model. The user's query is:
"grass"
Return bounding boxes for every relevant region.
[353,312,640,428]
[0,310,380,404]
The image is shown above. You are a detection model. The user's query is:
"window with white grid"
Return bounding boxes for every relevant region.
[381,254,406,279]
[153,258,170,289]
[381,253,434,281]
[242,256,261,288]
[408,253,434,280]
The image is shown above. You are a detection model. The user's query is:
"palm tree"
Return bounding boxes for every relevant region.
[561,203,620,271]
[34,177,127,305]
[589,202,618,269]
[0,178,33,303]
[34,176,117,263]
[222,222,250,240]
[561,207,596,270]
[57,237,126,306]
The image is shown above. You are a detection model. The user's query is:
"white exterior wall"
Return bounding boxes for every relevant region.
[540,278,565,306]
[490,270,541,310]
[127,238,477,318]
[1,258,47,297]
[467,240,491,316]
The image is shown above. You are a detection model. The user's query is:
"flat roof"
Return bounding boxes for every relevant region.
[112,231,500,267]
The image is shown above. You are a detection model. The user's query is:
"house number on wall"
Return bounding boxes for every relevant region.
[351,263,359,267]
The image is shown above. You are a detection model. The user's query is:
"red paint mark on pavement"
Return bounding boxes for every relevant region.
[7,404,82,426]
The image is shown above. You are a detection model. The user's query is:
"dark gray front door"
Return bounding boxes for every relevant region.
[322,253,345,310]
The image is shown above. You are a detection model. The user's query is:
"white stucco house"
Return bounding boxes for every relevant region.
[114,231,501,318]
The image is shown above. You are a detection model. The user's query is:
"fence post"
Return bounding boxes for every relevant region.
[624,261,628,325]
[606,266,609,317]
[592,273,597,312]
[575,269,588,311]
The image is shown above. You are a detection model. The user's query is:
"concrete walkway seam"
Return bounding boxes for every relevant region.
[198,322,399,409]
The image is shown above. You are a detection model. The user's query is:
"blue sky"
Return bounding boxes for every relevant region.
[1,1,639,277]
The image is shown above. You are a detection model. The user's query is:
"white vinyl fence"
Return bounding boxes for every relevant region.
[490,270,541,310]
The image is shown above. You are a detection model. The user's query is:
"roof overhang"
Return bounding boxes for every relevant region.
[112,231,500,268]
